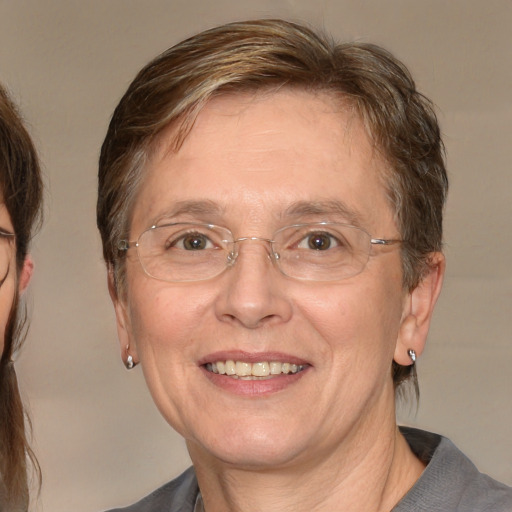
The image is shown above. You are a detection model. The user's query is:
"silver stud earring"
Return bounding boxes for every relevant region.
[125,354,134,370]
[125,345,135,370]
[407,349,417,364]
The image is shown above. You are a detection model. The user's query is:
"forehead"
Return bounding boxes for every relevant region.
[132,89,395,234]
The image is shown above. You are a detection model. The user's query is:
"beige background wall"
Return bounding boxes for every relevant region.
[0,1,510,510]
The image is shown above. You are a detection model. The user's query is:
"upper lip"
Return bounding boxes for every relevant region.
[198,350,310,366]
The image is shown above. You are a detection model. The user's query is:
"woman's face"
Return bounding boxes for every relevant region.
[113,89,435,470]
[0,202,17,354]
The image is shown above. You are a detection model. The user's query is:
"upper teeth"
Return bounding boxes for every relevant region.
[205,360,304,378]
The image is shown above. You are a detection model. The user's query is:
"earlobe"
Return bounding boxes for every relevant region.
[394,252,445,365]
[107,269,139,366]
[19,256,34,294]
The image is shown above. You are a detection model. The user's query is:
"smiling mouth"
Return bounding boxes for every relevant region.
[204,360,306,380]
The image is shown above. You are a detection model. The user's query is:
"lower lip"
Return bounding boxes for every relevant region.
[201,366,309,396]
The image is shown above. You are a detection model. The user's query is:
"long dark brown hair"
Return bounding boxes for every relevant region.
[0,84,43,509]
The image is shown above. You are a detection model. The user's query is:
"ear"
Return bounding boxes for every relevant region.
[394,252,445,365]
[18,256,34,294]
[108,268,139,365]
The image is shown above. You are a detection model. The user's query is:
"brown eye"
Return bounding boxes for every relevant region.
[181,234,210,250]
[305,233,333,251]
[164,232,214,251]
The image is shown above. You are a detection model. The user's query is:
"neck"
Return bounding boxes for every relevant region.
[188,419,424,512]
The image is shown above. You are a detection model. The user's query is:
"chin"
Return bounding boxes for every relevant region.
[186,417,314,470]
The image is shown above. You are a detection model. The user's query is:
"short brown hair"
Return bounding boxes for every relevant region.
[97,19,447,389]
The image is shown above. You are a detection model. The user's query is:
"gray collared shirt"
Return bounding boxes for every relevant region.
[105,428,512,512]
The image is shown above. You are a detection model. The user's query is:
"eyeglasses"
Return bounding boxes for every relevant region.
[118,222,402,283]
[0,231,15,276]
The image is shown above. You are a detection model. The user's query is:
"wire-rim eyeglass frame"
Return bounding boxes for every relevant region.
[117,221,403,283]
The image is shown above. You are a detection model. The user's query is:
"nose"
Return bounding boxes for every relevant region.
[214,238,293,329]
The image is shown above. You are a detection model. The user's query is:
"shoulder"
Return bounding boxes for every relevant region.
[396,427,512,512]
[103,466,198,512]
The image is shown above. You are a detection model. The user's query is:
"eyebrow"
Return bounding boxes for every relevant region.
[282,200,363,226]
[153,199,363,227]
[153,200,225,224]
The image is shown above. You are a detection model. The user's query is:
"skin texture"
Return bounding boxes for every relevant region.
[111,90,444,511]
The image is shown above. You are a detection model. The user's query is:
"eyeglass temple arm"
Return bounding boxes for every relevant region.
[370,238,402,246]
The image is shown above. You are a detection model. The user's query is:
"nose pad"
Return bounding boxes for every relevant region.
[226,250,237,267]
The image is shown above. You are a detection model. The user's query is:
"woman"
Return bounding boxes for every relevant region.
[97,19,512,511]
[0,84,43,510]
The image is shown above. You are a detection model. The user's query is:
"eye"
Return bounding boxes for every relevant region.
[167,233,215,251]
[297,232,339,251]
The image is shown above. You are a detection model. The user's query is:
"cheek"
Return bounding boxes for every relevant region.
[295,278,404,365]
[127,281,215,360]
